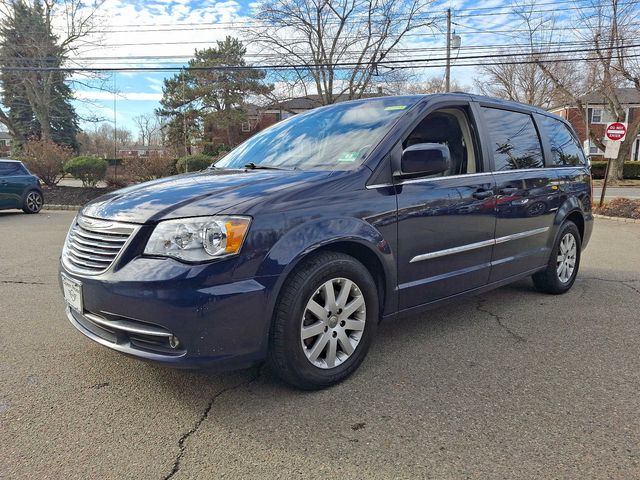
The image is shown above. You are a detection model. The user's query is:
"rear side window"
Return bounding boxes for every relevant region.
[537,115,587,166]
[481,107,544,171]
[0,162,26,176]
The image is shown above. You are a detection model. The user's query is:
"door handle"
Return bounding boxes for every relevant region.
[498,187,519,195]
[472,189,494,199]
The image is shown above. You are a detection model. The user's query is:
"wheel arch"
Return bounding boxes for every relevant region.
[550,197,586,249]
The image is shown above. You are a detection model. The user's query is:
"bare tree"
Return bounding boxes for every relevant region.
[533,0,640,182]
[401,75,467,94]
[77,123,132,157]
[475,3,579,108]
[247,0,437,105]
[132,113,161,147]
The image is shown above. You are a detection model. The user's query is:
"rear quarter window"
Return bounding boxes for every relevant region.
[481,107,544,171]
[0,162,27,176]
[537,115,587,166]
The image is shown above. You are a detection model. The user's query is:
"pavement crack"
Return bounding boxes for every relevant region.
[475,297,526,344]
[581,276,640,296]
[163,367,262,480]
[0,280,47,285]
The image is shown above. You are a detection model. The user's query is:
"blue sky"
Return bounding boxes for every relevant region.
[68,0,582,138]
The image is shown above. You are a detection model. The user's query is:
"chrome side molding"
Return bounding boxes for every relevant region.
[410,227,550,263]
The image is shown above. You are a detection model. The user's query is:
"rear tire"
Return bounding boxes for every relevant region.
[268,251,379,390]
[22,190,43,214]
[532,221,581,294]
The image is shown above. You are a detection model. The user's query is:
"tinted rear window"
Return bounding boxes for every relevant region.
[481,107,544,171]
[0,162,26,176]
[537,115,587,166]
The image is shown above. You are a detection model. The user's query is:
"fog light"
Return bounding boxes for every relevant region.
[168,335,180,349]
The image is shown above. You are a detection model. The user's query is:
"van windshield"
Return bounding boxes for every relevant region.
[215,97,419,171]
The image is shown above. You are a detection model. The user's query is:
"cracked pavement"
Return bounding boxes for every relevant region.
[1,210,639,479]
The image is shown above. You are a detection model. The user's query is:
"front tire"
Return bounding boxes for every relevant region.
[268,251,379,390]
[22,190,43,214]
[532,221,581,294]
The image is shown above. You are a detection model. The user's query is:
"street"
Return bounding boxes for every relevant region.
[1,211,639,479]
[593,186,640,200]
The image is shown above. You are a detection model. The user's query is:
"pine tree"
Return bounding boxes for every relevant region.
[157,36,272,150]
[0,0,79,150]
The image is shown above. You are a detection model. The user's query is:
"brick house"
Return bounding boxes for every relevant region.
[549,88,640,162]
[0,131,11,156]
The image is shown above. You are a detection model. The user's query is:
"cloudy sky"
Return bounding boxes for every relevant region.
[66,0,587,136]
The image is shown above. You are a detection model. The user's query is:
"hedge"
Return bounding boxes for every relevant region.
[176,154,214,173]
[591,161,640,179]
[64,156,108,187]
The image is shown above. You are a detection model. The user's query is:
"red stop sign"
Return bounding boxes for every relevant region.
[606,122,627,141]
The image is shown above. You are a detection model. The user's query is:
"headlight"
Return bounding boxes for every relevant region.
[144,216,251,262]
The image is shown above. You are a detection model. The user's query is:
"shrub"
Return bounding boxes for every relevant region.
[591,161,640,179]
[176,154,214,173]
[104,173,130,189]
[125,152,176,182]
[64,156,108,187]
[19,139,72,186]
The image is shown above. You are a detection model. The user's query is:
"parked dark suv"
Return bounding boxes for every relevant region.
[0,159,43,214]
[60,94,592,389]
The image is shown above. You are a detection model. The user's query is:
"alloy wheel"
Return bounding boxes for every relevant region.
[26,192,42,212]
[300,277,366,369]
[556,232,577,283]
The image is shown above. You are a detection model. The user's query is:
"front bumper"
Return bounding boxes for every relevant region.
[60,256,277,369]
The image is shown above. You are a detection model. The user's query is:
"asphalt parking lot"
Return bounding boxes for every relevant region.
[1,211,639,479]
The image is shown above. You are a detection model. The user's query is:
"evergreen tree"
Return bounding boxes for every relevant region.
[157,36,272,150]
[0,0,79,150]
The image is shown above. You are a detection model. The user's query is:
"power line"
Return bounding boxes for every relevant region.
[2,45,637,72]
[5,38,640,64]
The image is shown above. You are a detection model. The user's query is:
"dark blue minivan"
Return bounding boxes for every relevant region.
[60,94,592,389]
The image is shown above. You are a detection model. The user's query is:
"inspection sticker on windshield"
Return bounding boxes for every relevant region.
[337,151,359,162]
[384,105,407,111]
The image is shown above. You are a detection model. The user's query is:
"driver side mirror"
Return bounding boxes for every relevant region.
[396,143,450,177]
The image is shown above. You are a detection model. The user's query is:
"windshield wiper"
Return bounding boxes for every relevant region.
[244,162,292,171]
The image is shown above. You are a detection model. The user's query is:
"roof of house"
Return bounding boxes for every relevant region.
[578,88,640,105]
[0,131,11,140]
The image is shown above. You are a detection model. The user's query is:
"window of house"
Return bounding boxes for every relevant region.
[481,107,544,170]
[537,115,587,166]
[241,122,251,132]
[587,139,605,155]
[589,107,628,124]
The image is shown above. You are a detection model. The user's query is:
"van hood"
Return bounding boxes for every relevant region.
[81,169,328,224]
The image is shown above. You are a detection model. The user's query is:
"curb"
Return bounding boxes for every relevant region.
[593,214,640,224]
[43,204,81,211]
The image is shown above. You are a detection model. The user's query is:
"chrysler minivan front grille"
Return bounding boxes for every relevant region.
[62,216,137,275]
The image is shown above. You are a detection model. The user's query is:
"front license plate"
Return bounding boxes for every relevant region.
[61,274,83,313]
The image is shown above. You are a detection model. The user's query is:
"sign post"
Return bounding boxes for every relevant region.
[599,122,627,207]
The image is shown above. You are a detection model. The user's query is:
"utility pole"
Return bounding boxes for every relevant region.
[445,8,451,92]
